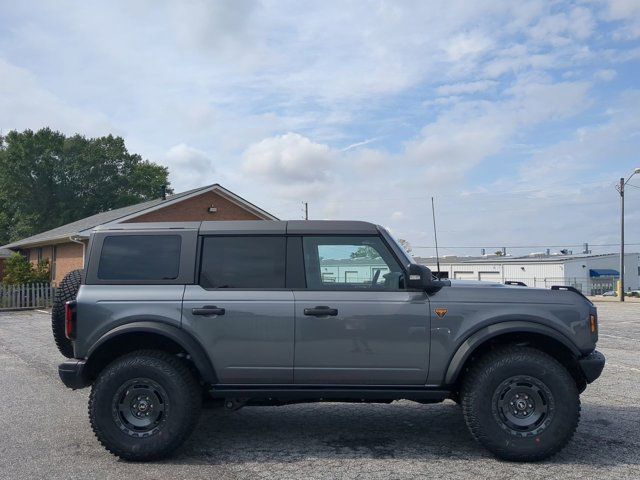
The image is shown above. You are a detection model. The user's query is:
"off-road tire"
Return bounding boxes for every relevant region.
[89,350,202,461]
[461,345,580,462]
[51,268,83,358]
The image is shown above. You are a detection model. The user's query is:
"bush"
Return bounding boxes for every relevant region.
[2,253,50,285]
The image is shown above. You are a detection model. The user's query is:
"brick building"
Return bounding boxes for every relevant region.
[0,184,277,284]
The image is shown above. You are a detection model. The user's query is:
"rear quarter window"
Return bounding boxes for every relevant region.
[98,235,181,280]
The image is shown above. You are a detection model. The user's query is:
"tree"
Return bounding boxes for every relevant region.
[2,253,50,285]
[397,238,412,254]
[350,245,382,260]
[0,129,172,245]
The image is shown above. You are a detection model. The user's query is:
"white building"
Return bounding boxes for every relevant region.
[416,253,640,295]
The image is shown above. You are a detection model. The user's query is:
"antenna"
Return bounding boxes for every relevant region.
[303,201,309,220]
[431,196,441,275]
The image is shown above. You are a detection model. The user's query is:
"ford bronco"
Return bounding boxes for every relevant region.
[53,220,604,461]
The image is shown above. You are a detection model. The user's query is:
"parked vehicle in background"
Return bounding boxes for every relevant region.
[54,221,605,462]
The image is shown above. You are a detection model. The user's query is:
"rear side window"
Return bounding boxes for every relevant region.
[98,235,181,280]
[200,236,285,289]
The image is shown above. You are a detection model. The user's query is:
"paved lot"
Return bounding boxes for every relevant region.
[0,303,639,480]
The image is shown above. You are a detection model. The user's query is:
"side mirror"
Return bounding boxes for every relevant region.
[406,264,449,293]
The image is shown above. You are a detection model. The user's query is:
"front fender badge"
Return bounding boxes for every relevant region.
[434,308,448,318]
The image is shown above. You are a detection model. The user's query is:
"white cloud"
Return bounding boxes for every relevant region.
[601,0,640,20]
[166,143,212,171]
[0,57,112,136]
[595,69,618,81]
[164,143,215,190]
[436,81,497,96]
[444,31,494,61]
[242,133,336,197]
[527,6,595,46]
[597,0,640,39]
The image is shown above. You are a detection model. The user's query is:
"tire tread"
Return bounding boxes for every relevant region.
[461,345,581,461]
[51,269,83,358]
[88,349,201,461]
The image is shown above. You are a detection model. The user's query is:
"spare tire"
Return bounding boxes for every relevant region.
[52,269,84,358]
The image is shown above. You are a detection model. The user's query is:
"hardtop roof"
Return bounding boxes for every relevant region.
[93,220,379,235]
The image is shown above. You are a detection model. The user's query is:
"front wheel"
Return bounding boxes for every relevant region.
[461,346,580,461]
[89,350,202,461]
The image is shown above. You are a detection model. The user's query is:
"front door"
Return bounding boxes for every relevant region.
[182,235,294,384]
[294,235,430,385]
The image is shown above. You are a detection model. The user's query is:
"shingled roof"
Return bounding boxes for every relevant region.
[1,184,277,250]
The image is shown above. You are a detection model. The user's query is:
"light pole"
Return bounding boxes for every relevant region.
[617,167,640,302]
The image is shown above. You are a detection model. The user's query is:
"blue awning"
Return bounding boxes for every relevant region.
[589,269,619,277]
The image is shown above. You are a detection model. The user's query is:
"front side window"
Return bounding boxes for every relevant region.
[200,236,286,289]
[98,235,181,280]
[303,236,405,290]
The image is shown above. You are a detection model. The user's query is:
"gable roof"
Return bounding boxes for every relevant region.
[1,184,278,250]
[0,248,13,258]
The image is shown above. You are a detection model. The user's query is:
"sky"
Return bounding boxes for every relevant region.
[1,0,640,257]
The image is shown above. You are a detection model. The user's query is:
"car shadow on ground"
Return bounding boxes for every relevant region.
[153,401,640,467]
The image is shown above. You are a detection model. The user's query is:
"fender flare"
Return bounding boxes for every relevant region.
[87,321,217,384]
[444,320,581,385]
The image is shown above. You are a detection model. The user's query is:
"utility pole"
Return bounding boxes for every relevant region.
[619,177,625,302]
[304,201,308,220]
[616,168,640,302]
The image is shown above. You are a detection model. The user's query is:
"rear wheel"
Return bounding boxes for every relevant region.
[89,350,202,461]
[461,346,580,461]
[51,269,83,358]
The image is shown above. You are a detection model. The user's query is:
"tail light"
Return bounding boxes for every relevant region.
[65,301,77,340]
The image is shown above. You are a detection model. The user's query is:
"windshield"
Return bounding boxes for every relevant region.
[379,227,416,265]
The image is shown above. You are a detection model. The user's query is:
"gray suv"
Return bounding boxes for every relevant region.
[54,220,604,462]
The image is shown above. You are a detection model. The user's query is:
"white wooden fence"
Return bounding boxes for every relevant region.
[0,283,55,310]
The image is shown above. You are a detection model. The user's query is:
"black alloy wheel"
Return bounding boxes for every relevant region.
[112,378,169,438]
[492,375,554,437]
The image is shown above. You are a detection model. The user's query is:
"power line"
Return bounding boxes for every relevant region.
[412,242,640,249]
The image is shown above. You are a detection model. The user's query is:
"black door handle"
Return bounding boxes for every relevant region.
[304,306,338,317]
[192,306,226,316]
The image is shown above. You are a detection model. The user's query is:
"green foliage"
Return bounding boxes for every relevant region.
[0,128,172,245]
[350,245,382,260]
[2,253,50,285]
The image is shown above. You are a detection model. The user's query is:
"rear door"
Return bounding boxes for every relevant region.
[182,235,294,384]
[293,235,430,385]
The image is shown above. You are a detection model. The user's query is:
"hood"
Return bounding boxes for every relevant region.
[445,279,592,306]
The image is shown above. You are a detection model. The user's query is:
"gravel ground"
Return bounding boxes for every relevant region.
[0,303,638,480]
